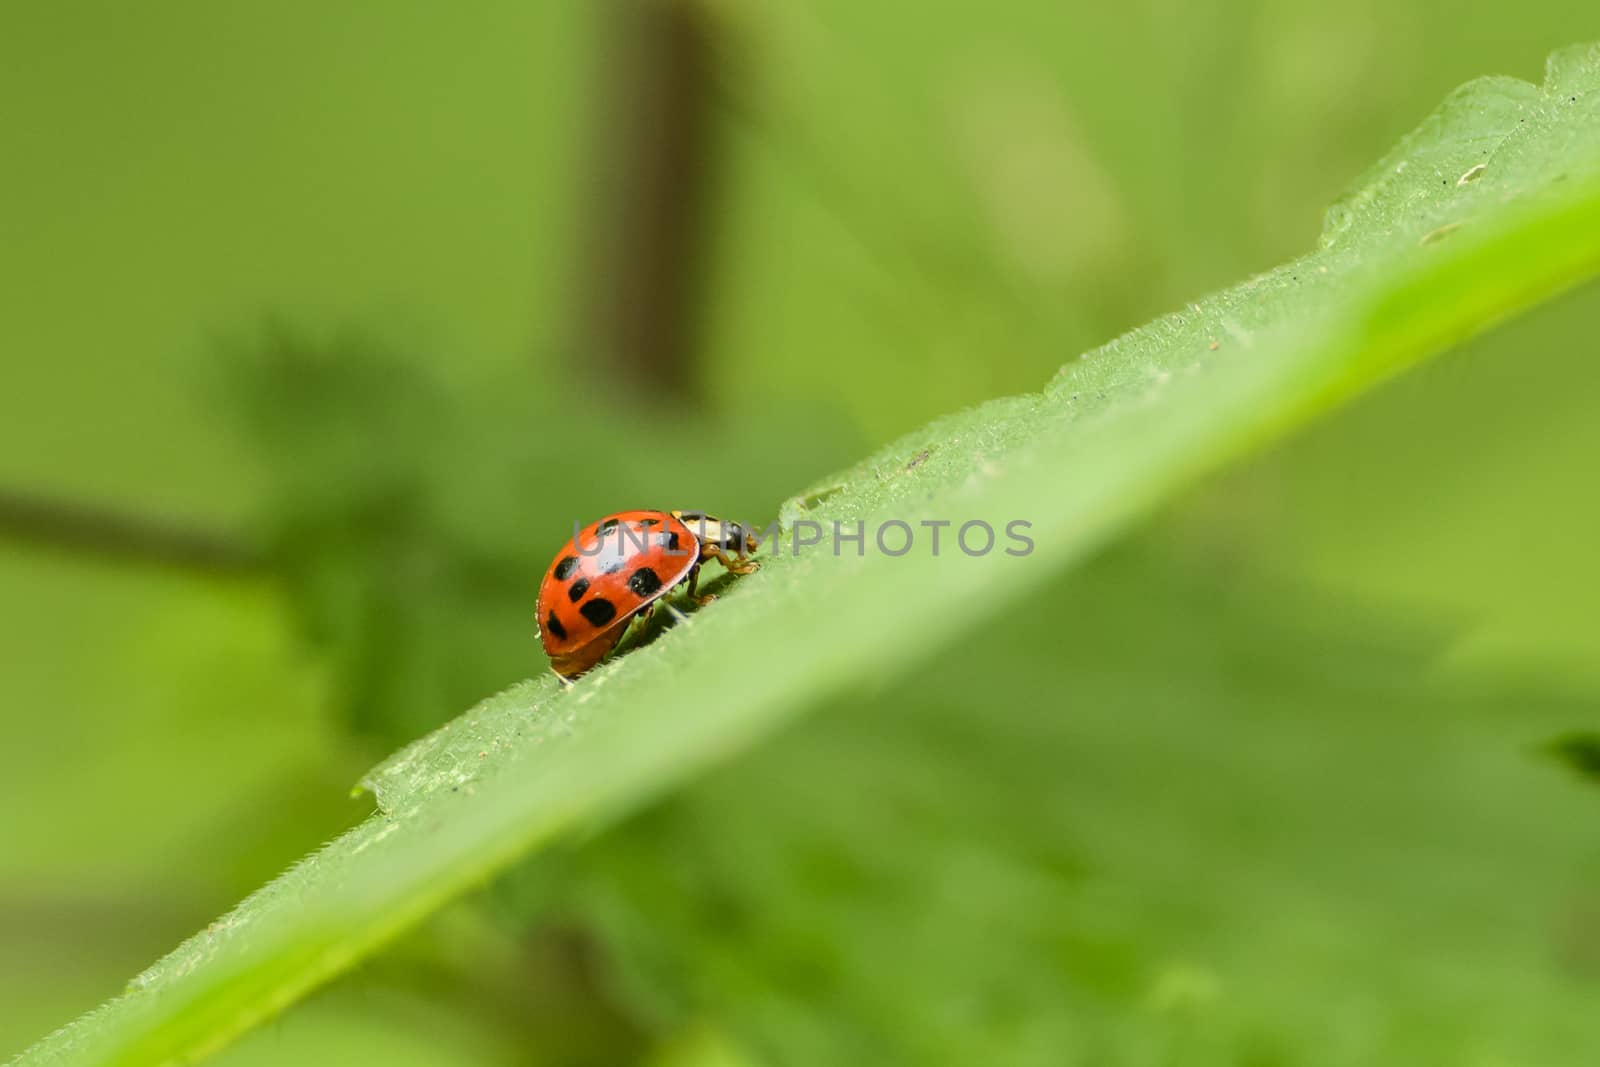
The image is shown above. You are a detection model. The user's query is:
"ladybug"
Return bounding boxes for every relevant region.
[537,509,760,679]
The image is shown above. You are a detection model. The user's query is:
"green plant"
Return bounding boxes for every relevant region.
[15,43,1600,1067]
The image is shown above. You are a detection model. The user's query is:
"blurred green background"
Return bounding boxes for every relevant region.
[4,2,1599,1063]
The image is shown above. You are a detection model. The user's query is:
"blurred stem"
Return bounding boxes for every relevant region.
[573,0,719,407]
[0,487,263,575]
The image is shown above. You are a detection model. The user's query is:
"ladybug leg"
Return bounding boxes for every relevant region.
[554,669,575,688]
[706,544,760,577]
[685,562,718,607]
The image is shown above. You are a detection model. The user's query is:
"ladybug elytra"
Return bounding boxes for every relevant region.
[537,509,760,679]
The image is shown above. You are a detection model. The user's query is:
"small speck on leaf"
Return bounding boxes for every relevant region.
[1458,163,1487,185]
[1420,222,1463,245]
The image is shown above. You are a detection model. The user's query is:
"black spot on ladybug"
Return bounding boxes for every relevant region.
[580,598,617,627]
[545,611,567,641]
[600,556,627,575]
[628,567,663,597]
[656,532,681,552]
[640,518,659,527]
[567,577,590,601]
[598,518,622,532]
[553,556,579,580]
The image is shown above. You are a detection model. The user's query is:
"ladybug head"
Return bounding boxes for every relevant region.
[672,510,758,556]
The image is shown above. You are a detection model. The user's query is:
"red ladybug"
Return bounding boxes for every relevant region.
[537,509,760,679]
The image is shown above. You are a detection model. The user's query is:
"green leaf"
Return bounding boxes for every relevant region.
[553,544,1600,1064]
[16,43,1600,1067]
